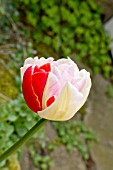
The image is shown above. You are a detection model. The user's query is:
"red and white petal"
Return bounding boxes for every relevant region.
[22,66,42,112]
[21,57,35,81]
[38,82,83,121]
[33,63,51,73]
[32,71,48,108]
[20,64,32,81]
[46,96,55,107]
[21,57,53,80]
[21,57,36,81]
[40,63,51,72]
[42,72,60,109]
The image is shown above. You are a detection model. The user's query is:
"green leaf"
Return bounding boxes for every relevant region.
[7,114,18,121]
[6,124,14,137]
[16,123,27,137]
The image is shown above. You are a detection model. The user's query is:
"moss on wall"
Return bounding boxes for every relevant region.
[0,56,18,100]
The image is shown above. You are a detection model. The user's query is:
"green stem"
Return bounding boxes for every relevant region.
[0,118,47,162]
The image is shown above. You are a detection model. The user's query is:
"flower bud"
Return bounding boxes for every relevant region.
[21,57,91,121]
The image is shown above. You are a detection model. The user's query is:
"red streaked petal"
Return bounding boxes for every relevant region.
[22,66,41,112]
[33,65,39,73]
[46,96,55,107]
[40,63,51,72]
[32,72,48,108]
[33,65,45,73]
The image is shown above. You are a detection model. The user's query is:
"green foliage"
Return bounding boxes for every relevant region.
[53,120,96,160]
[5,0,111,78]
[0,94,40,168]
[9,41,35,69]
[29,144,53,170]
[0,0,112,77]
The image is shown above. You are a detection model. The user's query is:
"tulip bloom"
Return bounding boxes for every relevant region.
[21,57,91,121]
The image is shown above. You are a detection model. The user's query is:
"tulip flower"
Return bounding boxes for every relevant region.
[21,57,91,121]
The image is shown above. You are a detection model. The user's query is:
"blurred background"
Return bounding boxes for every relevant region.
[0,0,113,170]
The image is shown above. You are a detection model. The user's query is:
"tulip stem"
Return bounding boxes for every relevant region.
[0,118,47,162]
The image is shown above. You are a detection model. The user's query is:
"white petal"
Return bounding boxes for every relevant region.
[42,72,60,109]
[56,64,74,88]
[24,57,34,65]
[34,57,54,67]
[54,57,73,65]
[79,71,91,108]
[54,57,79,76]
[71,69,91,111]
[52,59,79,89]
[51,64,61,81]
[38,82,83,121]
